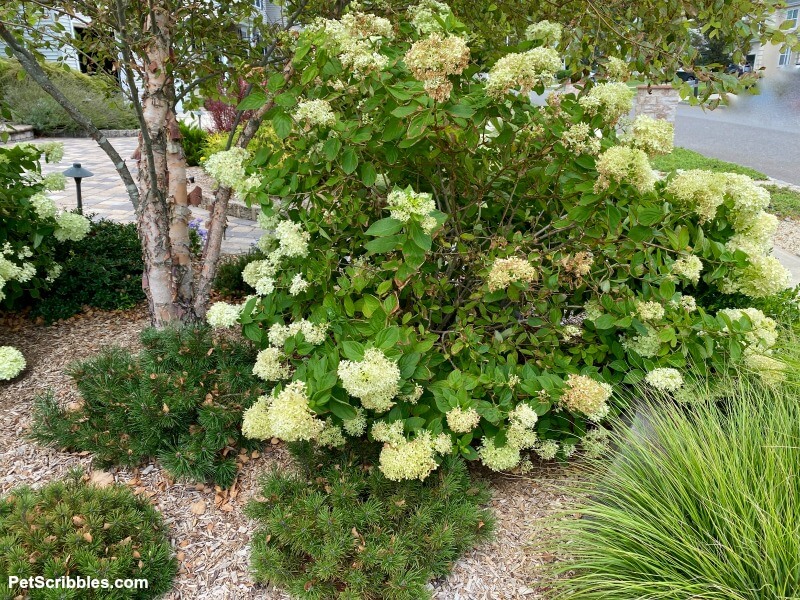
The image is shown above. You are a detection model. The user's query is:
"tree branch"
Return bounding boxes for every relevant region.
[0,22,140,210]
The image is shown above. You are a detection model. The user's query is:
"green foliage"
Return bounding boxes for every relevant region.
[0,470,176,599]
[30,327,264,487]
[552,370,800,599]
[247,444,493,599]
[651,147,767,179]
[201,122,283,163]
[0,59,138,134]
[29,219,145,323]
[212,249,265,297]
[227,7,789,473]
[0,142,80,308]
[764,184,800,219]
[178,121,207,167]
[695,284,800,323]
[288,0,798,104]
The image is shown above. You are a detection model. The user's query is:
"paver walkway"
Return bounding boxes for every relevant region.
[32,136,261,254]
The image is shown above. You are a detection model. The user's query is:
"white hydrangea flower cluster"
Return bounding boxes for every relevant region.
[621,324,661,358]
[445,406,481,433]
[0,243,37,302]
[206,301,243,328]
[561,122,601,155]
[338,347,401,412]
[582,427,611,458]
[525,20,562,46]
[0,346,26,381]
[241,381,325,442]
[272,220,311,259]
[671,254,703,284]
[385,187,438,233]
[477,403,541,472]
[30,193,58,220]
[309,12,394,77]
[668,172,790,297]
[535,439,560,460]
[487,257,537,292]
[644,367,684,392]
[293,99,337,129]
[407,0,451,33]
[242,259,278,296]
[379,430,439,481]
[561,373,613,422]
[37,142,64,163]
[680,295,697,312]
[718,307,778,354]
[485,47,562,98]
[252,347,291,382]
[624,115,674,156]
[203,148,261,196]
[595,145,656,194]
[744,353,786,385]
[53,212,91,242]
[288,273,309,296]
[42,173,66,192]
[404,34,470,102]
[666,169,728,222]
[343,408,367,436]
[636,300,665,322]
[578,82,635,124]
[268,319,328,347]
[605,57,630,81]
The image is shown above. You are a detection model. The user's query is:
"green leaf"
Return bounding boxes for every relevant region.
[342,341,365,361]
[375,327,401,349]
[272,112,292,140]
[329,399,358,420]
[365,235,402,254]
[638,206,664,226]
[341,148,358,174]
[360,162,377,187]
[408,220,432,251]
[323,138,342,161]
[237,91,267,111]
[391,105,418,118]
[447,102,475,118]
[366,217,404,237]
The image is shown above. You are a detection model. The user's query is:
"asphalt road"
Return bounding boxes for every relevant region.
[674,104,800,185]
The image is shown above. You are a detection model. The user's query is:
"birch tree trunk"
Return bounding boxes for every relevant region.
[138,7,195,326]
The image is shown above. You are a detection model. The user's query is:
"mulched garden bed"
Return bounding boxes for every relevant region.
[0,306,577,599]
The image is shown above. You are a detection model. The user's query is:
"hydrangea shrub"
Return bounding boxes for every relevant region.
[207,4,791,478]
[0,142,90,307]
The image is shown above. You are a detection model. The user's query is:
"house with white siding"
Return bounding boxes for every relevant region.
[0,1,287,75]
[749,1,800,74]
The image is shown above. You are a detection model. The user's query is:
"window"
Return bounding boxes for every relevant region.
[785,8,799,29]
[253,0,263,7]
[779,47,792,66]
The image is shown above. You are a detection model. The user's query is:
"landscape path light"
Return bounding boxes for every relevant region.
[62,162,94,214]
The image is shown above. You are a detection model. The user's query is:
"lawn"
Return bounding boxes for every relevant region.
[652,147,767,179]
[764,184,800,220]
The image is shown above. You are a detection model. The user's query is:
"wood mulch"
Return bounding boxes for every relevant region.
[0,307,577,599]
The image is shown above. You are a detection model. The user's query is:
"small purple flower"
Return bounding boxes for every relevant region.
[189,218,208,241]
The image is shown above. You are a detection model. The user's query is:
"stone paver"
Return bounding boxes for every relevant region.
[29,137,260,254]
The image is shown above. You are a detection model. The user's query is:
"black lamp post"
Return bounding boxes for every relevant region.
[62,163,94,214]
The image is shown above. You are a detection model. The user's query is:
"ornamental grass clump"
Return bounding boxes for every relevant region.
[0,470,175,599]
[247,444,492,600]
[31,327,263,487]
[553,369,800,599]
